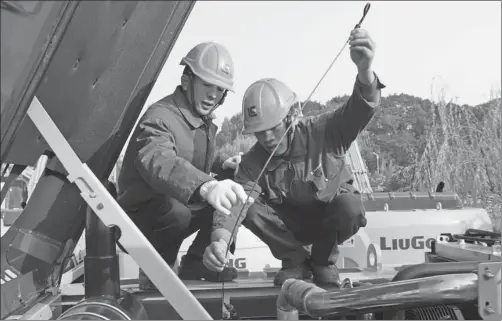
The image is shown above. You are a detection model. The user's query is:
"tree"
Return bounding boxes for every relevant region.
[213,91,501,229]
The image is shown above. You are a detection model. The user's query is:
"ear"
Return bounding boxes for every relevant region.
[181,74,190,91]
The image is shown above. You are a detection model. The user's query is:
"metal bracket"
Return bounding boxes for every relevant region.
[478,261,501,320]
[26,97,212,320]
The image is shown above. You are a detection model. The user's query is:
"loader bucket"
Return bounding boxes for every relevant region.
[0,1,195,318]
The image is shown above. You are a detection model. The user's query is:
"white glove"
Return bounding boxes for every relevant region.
[199,179,253,215]
[222,152,243,175]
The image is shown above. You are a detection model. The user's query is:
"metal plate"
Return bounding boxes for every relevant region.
[1,1,74,162]
[361,191,462,211]
[435,242,501,262]
[478,261,502,321]
[1,1,194,318]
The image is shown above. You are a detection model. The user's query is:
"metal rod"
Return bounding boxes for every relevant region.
[392,261,481,281]
[84,181,120,299]
[27,97,212,320]
[277,273,478,319]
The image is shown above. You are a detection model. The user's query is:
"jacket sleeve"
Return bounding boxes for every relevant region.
[211,161,262,245]
[211,150,230,176]
[314,72,385,156]
[134,117,214,205]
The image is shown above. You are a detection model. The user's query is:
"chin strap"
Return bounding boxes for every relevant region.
[185,69,229,120]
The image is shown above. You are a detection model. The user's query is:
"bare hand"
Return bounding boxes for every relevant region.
[222,153,243,175]
[349,28,375,72]
[203,240,229,272]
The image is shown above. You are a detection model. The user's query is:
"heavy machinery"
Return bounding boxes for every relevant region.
[1,1,500,320]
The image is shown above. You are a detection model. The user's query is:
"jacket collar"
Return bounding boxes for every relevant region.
[173,86,205,129]
[255,125,307,172]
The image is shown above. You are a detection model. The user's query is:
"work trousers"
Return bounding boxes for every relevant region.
[128,171,235,266]
[242,192,367,267]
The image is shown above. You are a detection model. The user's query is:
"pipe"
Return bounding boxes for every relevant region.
[392,261,481,282]
[84,181,120,299]
[277,279,324,320]
[277,273,478,319]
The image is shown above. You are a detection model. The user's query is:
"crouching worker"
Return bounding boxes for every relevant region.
[117,42,251,289]
[202,28,385,286]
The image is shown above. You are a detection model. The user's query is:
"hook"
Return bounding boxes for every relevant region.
[354,3,371,29]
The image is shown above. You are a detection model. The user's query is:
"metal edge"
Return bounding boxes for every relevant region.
[478,261,502,320]
[1,1,80,160]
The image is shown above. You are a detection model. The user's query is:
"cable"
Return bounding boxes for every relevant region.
[219,3,372,319]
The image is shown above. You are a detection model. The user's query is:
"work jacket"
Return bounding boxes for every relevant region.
[117,86,228,217]
[212,74,385,244]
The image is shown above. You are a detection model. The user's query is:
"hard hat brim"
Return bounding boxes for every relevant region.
[242,105,291,135]
[180,59,235,92]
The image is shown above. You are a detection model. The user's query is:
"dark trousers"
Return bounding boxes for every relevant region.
[242,192,367,268]
[128,171,236,266]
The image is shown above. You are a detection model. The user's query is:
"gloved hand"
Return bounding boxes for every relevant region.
[199,179,254,215]
[203,239,229,272]
[222,152,243,175]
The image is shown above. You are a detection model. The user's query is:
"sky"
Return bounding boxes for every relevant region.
[141,0,501,130]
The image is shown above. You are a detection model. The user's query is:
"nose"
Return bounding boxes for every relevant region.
[207,85,218,99]
[264,130,275,143]
[207,91,216,100]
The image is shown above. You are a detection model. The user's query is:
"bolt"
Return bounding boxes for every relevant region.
[89,192,97,198]
[97,203,104,210]
[484,306,495,315]
[484,268,494,280]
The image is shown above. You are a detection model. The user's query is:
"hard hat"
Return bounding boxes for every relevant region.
[180,42,235,92]
[242,78,298,134]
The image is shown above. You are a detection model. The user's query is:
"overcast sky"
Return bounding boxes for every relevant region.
[143,1,501,129]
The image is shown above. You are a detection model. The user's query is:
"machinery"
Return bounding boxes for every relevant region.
[1,1,500,320]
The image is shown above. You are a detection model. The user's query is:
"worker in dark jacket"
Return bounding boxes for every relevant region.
[202,28,385,286]
[117,42,250,289]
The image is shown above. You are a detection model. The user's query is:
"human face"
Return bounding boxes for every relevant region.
[185,75,226,117]
[255,121,289,156]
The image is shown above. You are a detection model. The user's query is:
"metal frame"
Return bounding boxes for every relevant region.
[12,293,62,320]
[56,267,400,312]
[478,261,502,321]
[434,242,501,262]
[26,97,212,320]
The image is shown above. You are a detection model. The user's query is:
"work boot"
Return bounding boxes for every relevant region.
[273,260,312,286]
[311,264,341,287]
[139,268,156,291]
[178,254,238,282]
[138,262,178,291]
